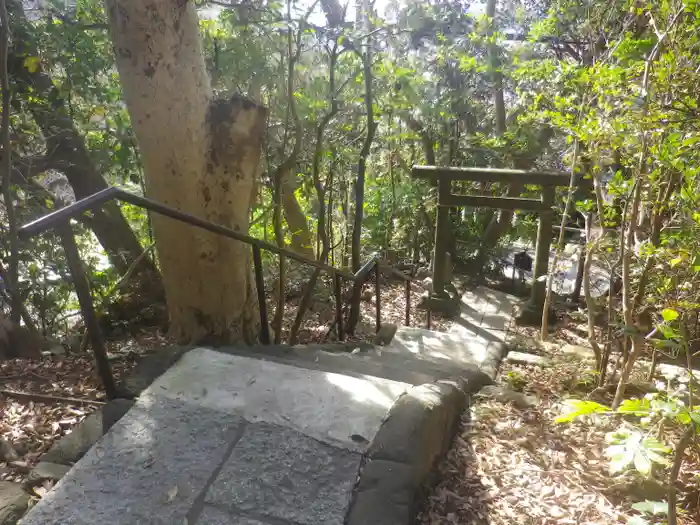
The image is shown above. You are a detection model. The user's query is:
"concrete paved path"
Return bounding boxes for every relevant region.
[386,286,519,380]
[449,286,520,341]
[21,349,411,525]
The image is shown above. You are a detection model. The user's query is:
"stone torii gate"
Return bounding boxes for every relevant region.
[412,165,590,324]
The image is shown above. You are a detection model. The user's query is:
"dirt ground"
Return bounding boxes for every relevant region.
[418,321,700,525]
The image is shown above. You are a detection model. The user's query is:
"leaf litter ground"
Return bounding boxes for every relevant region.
[418,321,700,525]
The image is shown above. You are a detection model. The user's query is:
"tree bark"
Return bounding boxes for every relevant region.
[0,0,19,323]
[105,0,267,344]
[7,0,159,282]
[348,0,375,333]
[486,0,506,135]
[280,178,314,259]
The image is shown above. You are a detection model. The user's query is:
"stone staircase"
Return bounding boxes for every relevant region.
[19,286,520,525]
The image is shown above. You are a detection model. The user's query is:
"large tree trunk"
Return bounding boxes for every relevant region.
[7,0,158,282]
[105,0,266,344]
[280,176,314,259]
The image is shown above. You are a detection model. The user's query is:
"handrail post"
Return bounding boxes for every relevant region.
[405,279,410,326]
[375,264,381,333]
[58,221,118,399]
[252,245,270,344]
[334,274,344,341]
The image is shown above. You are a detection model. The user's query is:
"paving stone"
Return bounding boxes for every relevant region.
[25,462,71,487]
[147,349,408,450]
[505,350,552,367]
[560,344,596,361]
[206,422,360,525]
[21,396,245,525]
[40,399,134,466]
[196,505,273,525]
[0,482,29,525]
[480,312,512,331]
[389,327,492,366]
[478,385,538,409]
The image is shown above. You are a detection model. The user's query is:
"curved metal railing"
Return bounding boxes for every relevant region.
[18,187,412,398]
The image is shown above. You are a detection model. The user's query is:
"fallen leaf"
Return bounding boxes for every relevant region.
[166,485,178,502]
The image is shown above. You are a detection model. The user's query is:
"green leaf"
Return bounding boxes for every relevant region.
[627,517,650,525]
[690,411,700,428]
[608,444,635,473]
[633,450,652,476]
[555,399,608,423]
[23,56,40,73]
[642,437,672,454]
[617,398,651,415]
[631,500,668,515]
[661,308,679,322]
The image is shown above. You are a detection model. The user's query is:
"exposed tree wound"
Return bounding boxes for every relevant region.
[207,96,267,180]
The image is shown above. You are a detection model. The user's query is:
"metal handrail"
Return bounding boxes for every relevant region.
[18,187,408,399]
[18,187,355,280]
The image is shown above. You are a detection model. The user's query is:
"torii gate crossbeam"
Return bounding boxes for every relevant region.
[412,165,591,325]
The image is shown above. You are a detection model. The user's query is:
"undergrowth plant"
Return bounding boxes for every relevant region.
[556,383,699,524]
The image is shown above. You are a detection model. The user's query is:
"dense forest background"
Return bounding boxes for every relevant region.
[7,0,694,342]
[0,0,700,522]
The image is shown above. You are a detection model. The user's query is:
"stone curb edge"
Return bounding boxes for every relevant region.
[344,341,509,525]
[480,340,510,382]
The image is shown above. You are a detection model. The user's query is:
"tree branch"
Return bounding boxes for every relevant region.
[0,0,19,324]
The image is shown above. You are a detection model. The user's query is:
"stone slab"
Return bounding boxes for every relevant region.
[145,348,409,450]
[40,398,134,466]
[480,312,513,332]
[448,287,520,344]
[206,422,360,525]
[505,350,552,367]
[461,287,520,317]
[196,505,273,525]
[345,460,413,525]
[0,482,29,525]
[345,382,466,525]
[388,327,505,381]
[25,462,71,487]
[560,343,597,362]
[389,327,490,366]
[213,344,473,387]
[478,385,538,409]
[21,396,245,525]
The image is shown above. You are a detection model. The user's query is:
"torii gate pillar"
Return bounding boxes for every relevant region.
[413,166,589,326]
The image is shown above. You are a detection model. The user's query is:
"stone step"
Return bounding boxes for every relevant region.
[21,345,500,525]
[206,342,497,390]
[21,349,413,525]
[386,326,506,381]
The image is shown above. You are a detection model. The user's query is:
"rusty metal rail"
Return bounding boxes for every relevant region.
[18,187,411,398]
